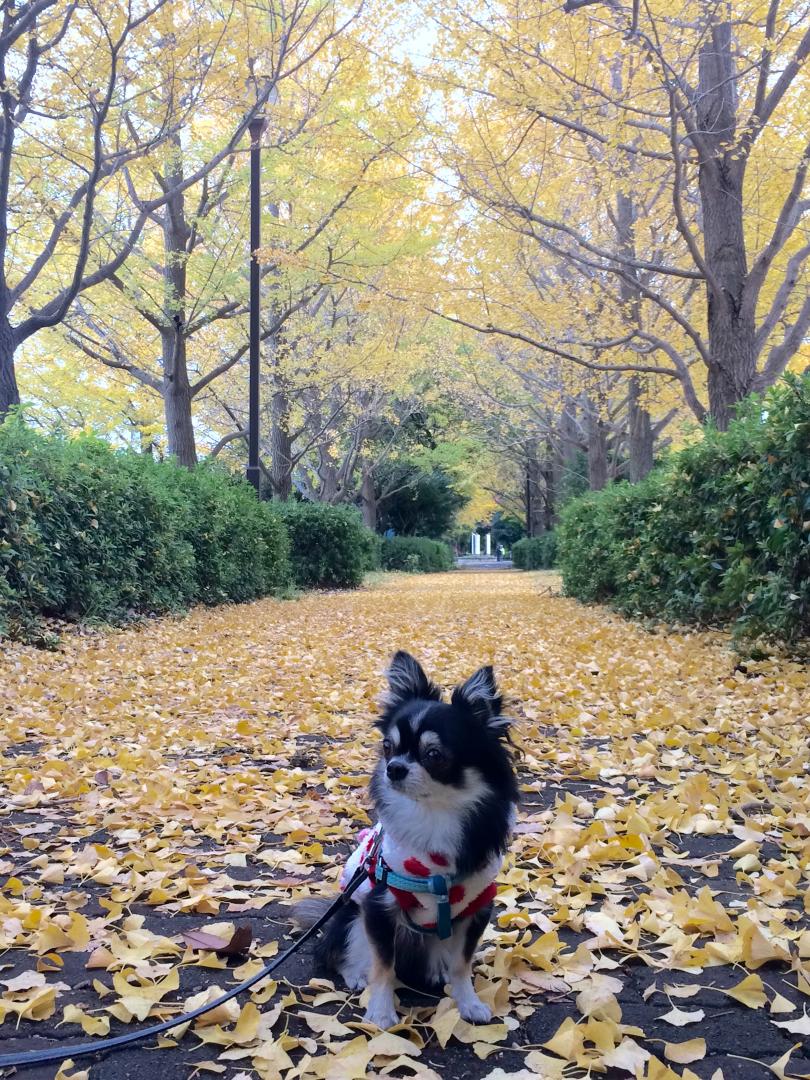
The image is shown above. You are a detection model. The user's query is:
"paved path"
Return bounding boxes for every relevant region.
[456,556,514,570]
[1,571,809,1079]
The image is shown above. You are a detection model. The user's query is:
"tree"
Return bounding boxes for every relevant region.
[426,0,810,427]
[1,0,351,422]
[376,462,467,537]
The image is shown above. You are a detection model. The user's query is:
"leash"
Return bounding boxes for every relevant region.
[0,863,371,1072]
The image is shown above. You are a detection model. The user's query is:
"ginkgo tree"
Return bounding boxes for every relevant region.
[192,56,441,506]
[1,0,357,422]
[424,0,810,429]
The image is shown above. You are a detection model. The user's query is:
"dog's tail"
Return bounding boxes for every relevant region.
[288,897,333,930]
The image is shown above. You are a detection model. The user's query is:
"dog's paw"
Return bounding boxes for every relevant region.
[457,997,492,1024]
[363,1004,399,1029]
[345,974,367,991]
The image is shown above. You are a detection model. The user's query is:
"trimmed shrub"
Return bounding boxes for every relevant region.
[0,422,293,638]
[381,535,454,573]
[166,464,290,605]
[511,534,557,570]
[557,374,810,641]
[277,502,379,589]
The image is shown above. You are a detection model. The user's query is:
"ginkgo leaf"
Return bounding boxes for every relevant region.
[724,974,767,1009]
[664,1038,707,1064]
[601,1038,651,1073]
[773,1011,810,1036]
[657,1007,706,1027]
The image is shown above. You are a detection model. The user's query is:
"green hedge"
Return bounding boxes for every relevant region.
[276,502,380,589]
[381,536,454,573]
[0,422,378,639]
[557,375,810,641]
[511,534,557,569]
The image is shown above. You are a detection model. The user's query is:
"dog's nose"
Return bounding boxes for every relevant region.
[386,761,408,782]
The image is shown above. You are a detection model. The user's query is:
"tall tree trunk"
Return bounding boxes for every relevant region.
[614,183,655,477]
[162,330,197,466]
[697,23,756,430]
[0,315,19,419]
[540,438,555,531]
[628,376,654,482]
[160,137,197,465]
[524,441,544,535]
[586,402,608,491]
[269,384,293,499]
[552,402,579,512]
[360,467,377,530]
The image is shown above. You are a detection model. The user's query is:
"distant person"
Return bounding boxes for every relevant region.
[496,544,504,562]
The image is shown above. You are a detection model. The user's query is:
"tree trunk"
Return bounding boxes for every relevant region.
[0,315,20,420]
[552,402,580,513]
[614,186,654,479]
[162,331,197,466]
[269,384,293,499]
[540,438,555,531]
[586,405,608,491]
[360,467,377,530]
[697,23,757,429]
[628,377,654,482]
[160,138,197,465]
[524,442,545,535]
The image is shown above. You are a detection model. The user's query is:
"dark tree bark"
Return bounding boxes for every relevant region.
[162,333,197,466]
[269,384,293,499]
[696,24,757,429]
[157,142,197,466]
[0,315,19,415]
[360,466,377,530]
[628,376,654,482]
[586,402,608,490]
[614,183,655,478]
[540,438,555,531]
[524,441,545,535]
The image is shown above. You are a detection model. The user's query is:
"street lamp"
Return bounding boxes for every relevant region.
[246,113,268,493]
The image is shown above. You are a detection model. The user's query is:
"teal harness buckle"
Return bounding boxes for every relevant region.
[371,857,456,940]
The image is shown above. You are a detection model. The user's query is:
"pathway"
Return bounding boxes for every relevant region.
[1,571,809,1079]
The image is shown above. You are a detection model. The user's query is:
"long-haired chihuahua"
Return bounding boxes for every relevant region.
[297,650,519,1029]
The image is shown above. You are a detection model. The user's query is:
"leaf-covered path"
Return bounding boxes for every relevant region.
[2,571,810,1080]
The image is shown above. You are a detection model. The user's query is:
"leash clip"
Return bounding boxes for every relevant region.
[428,875,452,939]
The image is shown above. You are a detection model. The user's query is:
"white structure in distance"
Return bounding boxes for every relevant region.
[469,530,492,556]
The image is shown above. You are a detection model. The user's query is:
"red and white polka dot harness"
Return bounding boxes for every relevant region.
[340,823,500,934]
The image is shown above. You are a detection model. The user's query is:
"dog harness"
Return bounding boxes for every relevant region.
[339,823,500,940]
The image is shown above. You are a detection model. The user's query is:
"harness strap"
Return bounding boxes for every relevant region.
[371,854,456,939]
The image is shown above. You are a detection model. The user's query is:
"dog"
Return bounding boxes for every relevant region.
[296,650,519,1029]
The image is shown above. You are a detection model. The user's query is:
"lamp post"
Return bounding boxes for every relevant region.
[246,113,268,493]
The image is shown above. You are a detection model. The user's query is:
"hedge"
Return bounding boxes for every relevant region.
[381,536,454,573]
[0,422,378,639]
[276,502,380,589]
[511,534,557,569]
[557,374,810,642]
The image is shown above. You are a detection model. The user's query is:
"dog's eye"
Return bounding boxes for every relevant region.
[382,738,393,758]
[424,746,443,763]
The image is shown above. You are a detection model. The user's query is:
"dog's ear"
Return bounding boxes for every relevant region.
[383,651,442,710]
[452,665,510,734]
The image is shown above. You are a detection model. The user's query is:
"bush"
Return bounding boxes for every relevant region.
[557,374,810,641]
[0,422,294,638]
[511,534,557,570]
[277,502,379,589]
[381,535,454,573]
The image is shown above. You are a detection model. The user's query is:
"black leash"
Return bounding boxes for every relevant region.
[0,864,370,1072]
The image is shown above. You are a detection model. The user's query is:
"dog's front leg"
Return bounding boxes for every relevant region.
[362,887,399,1029]
[446,905,493,1023]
